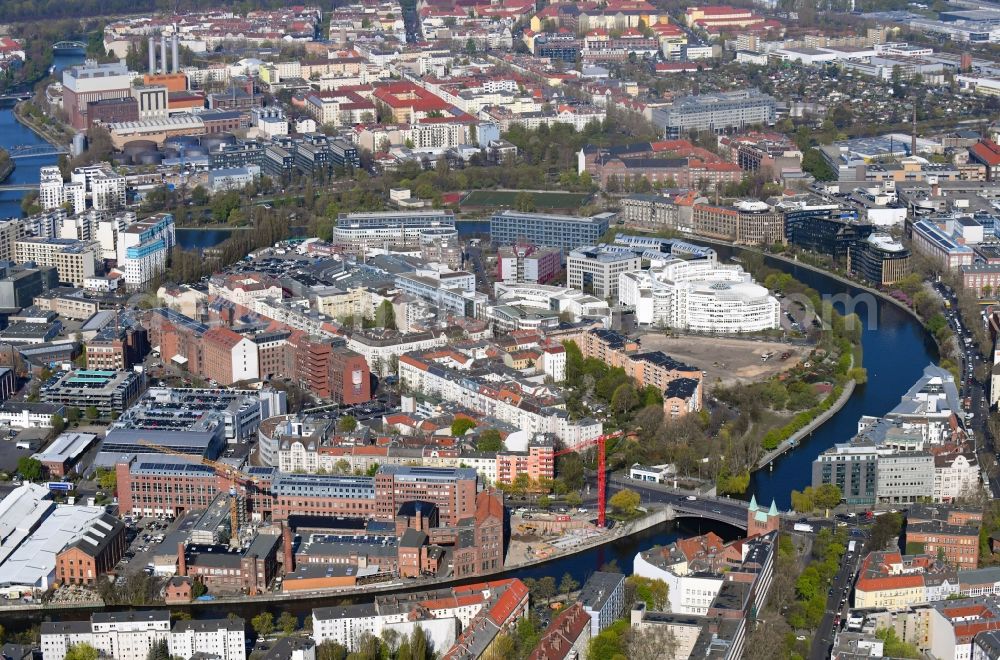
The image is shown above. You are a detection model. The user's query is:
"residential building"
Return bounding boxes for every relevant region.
[578,572,626,636]
[812,442,879,506]
[497,243,562,286]
[14,237,99,286]
[202,327,260,385]
[116,213,176,289]
[42,611,170,660]
[168,618,247,660]
[526,603,591,660]
[313,579,528,654]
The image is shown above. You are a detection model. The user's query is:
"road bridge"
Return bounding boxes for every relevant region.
[607,475,750,530]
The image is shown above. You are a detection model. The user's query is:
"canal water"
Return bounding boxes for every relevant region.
[0,70,939,621]
[0,52,83,220]
[0,247,937,628]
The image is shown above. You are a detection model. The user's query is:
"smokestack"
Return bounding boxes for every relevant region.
[282,523,294,574]
[172,34,179,74]
[160,34,167,74]
[177,541,186,576]
[148,37,155,74]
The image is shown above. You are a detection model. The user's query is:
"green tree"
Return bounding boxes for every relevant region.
[626,575,669,610]
[476,429,503,452]
[190,185,210,207]
[559,572,580,595]
[251,612,274,638]
[147,639,169,660]
[876,627,920,658]
[451,417,477,436]
[514,191,536,212]
[65,645,99,660]
[66,407,80,424]
[95,467,117,492]
[50,413,65,434]
[374,299,396,330]
[84,405,99,421]
[813,484,842,509]
[610,383,638,416]
[316,641,349,660]
[337,416,357,433]
[277,611,297,636]
[191,580,207,598]
[366,463,380,477]
[16,457,42,482]
[608,489,641,519]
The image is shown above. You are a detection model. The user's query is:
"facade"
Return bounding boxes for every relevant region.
[812,442,879,506]
[578,571,626,636]
[313,579,528,654]
[567,246,641,299]
[14,238,99,286]
[690,201,785,245]
[618,253,779,332]
[38,369,145,417]
[62,60,132,129]
[42,611,171,660]
[849,233,911,286]
[54,512,127,586]
[332,211,456,254]
[116,213,176,289]
[44,613,246,660]
[783,205,871,260]
[497,243,562,286]
[202,327,260,385]
[876,451,935,504]
[650,89,776,137]
[168,619,247,660]
[490,211,610,251]
[910,220,975,272]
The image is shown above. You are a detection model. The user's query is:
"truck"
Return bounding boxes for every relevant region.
[793,522,814,533]
[848,540,856,554]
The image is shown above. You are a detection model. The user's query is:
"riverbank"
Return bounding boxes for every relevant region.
[0,149,13,183]
[0,508,677,613]
[13,101,71,149]
[756,377,856,470]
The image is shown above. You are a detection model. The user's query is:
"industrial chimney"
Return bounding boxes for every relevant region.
[160,34,167,74]
[171,34,179,74]
[147,37,155,74]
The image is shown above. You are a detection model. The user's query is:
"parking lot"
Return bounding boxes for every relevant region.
[114,515,179,577]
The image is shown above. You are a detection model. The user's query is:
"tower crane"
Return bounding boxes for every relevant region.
[137,439,258,547]
[553,430,624,528]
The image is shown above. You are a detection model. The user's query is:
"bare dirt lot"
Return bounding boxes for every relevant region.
[636,334,810,389]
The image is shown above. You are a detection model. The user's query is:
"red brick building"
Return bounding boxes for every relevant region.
[178,534,280,596]
[55,513,127,586]
[906,504,983,569]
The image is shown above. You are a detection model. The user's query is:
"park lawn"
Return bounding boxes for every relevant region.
[460,190,592,209]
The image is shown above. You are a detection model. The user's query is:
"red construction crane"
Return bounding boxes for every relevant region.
[553,430,624,528]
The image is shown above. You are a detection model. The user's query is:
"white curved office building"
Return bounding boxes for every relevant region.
[619,255,779,332]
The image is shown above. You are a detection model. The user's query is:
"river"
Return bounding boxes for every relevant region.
[0,52,83,220]
[0,72,939,621]
[0,245,937,629]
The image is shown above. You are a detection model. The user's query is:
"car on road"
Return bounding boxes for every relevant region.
[685,495,697,501]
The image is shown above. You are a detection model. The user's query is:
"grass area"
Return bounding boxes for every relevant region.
[460,190,592,209]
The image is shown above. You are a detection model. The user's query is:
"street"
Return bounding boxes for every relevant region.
[809,537,864,660]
